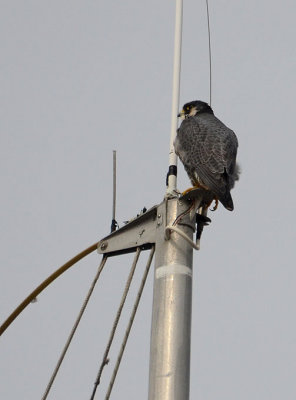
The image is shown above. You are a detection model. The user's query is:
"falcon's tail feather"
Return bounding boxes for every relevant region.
[219,191,234,211]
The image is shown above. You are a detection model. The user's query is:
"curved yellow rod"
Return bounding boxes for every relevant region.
[0,242,99,337]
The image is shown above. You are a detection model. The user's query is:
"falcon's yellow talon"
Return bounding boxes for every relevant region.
[210,198,219,211]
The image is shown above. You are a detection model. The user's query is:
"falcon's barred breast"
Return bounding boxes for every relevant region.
[174,100,239,211]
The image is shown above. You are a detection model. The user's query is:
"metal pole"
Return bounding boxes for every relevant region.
[167,0,183,194]
[148,197,197,400]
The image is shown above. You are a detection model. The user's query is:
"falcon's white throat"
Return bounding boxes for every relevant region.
[179,106,198,120]
[188,107,198,117]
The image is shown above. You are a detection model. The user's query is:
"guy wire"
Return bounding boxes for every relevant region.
[90,248,141,400]
[104,246,155,399]
[41,256,108,400]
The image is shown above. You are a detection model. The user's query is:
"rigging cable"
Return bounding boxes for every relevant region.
[172,199,196,226]
[41,255,108,400]
[104,245,155,400]
[0,242,99,337]
[165,225,200,250]
[90,248,141,400]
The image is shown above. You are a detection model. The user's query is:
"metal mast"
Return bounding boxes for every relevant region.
[148,198,197,400]
[148,1,196,399]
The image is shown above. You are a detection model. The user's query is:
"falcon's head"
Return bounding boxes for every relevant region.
[178,100,213,120]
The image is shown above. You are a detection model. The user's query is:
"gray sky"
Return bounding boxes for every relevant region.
[1,0,295,399]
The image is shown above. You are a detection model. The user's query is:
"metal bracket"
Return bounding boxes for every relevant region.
[97,189,211,256]
[98,205,158,256]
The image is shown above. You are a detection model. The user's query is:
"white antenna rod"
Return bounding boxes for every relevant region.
[166,0,183,194]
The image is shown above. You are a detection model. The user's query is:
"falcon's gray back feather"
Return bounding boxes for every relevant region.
[175,110,239,210]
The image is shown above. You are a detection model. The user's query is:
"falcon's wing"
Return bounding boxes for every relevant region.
[175,114,238,196]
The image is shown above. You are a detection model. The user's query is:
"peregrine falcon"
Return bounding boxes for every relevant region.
[174,100,239,211]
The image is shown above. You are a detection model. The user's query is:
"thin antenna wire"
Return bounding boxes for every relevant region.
[41,256,108,400]
[205,0,212,106]
[111,150,117,232]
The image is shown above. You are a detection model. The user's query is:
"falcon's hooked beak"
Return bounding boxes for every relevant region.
[177,109,186,120]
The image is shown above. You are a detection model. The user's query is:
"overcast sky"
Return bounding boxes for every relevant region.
[1,1,296,399]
